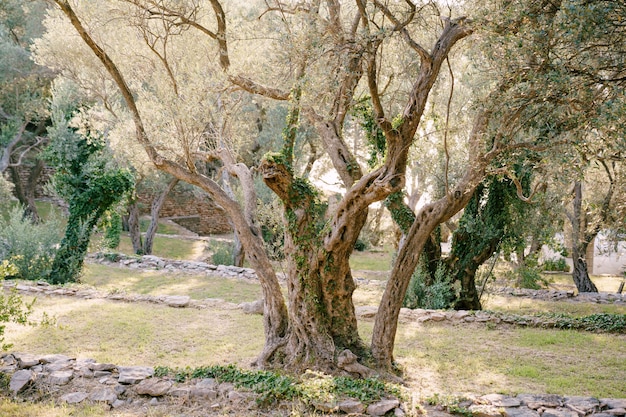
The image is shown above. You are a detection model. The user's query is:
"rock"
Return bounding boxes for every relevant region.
[338,399,365,414]
[239,299,264,315]
[149,397,159,406]
[9,369,33,393]
[518,394,563,408]
[164,295,190,308]
[311,401,338,413]
[564,396,600,414]
[337,349,376,378]
[504,407,540,417]
[89,388,118,404]
[112,399,126,409]
[190,387,218,400]
[118,366,154,384]
[542,408,579,417]
[468,404,504,417]
[60,392,89,404]
[135,378,173,396]
[481,394,522,407]
[367,399,400,416]
[196,378,218,389]
[14,353,40,368]
[90,362,116,372]
[228,390,247,403]
[602,400,626,410]
[48,370,73,385]
[429,312,447,321]
[40,354,73,364]
[604,409,626,416]
[356,305,378,319]
[45,360,73,372]
[169,387,190,397]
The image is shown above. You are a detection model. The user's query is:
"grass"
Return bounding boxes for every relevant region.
[393,322,626,398]
[350,247,394,272]
[4,296,264,367]
[114,235,201,260]
[81,263,261,303]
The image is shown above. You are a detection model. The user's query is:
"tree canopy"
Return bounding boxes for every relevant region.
[32,0,626,374]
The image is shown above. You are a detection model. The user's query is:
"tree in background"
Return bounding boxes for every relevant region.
[44,81,133,284]
[0,0,52,221]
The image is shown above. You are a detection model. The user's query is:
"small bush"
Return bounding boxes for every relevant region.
[0,206,61,281]
[404,262,453,310]
[541,257,569,272]
[210,240,234,266]
[354,238,368,252]
[513,264,549,290]
[0,285,35,350]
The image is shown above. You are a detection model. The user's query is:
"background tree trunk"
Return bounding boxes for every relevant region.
[143,177,179,255]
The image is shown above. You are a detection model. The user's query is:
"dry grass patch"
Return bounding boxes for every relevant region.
[483,293,626,316]
[3,296,264,367]
[393,321,626,398]
[81,264,261,303]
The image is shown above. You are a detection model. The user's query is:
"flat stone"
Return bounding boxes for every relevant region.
[196,378,218,389]
[504,407,540,417]
[469,404,504,417]
[356,306,378,319]
[164,295,190,308]
[338,399,365,414]
[603,409,626,416]
[603,400,626,410]
[89,388,118,404]
[94,371,112,378]
[39,354,73,364]
[564,396,600,414]
[48,370,73,385]
[367,399,400,416]
[135,378,173,396]
[9,369,33,393]
[90,362,116,372]
[518,394,563,408]
[14,353,40,368]
[311,401,338,413]
[112,399,126,409]
[239,299,264,315]
[45,360,73,372]
[430,312,447,321]
[190,387,218,400]
[118,366,154,384]
[169,387,190,397]
[481,394,522,407]
[60,392,89,404]
[542,408,579,417]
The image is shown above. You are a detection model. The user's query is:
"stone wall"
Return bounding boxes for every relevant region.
[137,185,232,235]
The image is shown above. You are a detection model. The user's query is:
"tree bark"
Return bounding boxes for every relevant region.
[127,196,143,254]
[9,159,43,222]
[143,177,179,255]
[568,181,600,293]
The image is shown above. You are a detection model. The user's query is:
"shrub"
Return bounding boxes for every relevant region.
[210,240,234,266]
[541,257,569,272]
[354,238,368,252]
[0,280,35,350]
[511,264,550,290]
[0,206,61,281]
[404,262,454,310]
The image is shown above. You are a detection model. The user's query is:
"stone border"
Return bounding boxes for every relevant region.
[1,353,625,417]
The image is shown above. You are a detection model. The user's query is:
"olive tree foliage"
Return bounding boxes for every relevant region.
[33,0,618,373]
